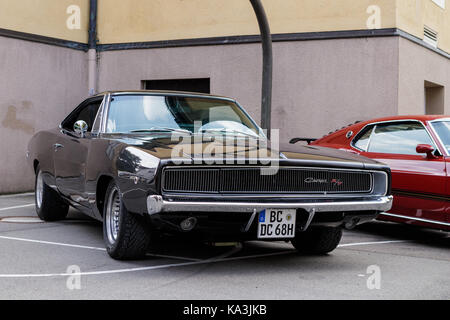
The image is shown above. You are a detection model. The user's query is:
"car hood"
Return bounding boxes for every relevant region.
[104,133,386,170]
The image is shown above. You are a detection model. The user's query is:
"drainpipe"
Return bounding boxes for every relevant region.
[249,0,273,139]
[88,0,98,96]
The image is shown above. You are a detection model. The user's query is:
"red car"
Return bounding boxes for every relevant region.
[294,115,450,231]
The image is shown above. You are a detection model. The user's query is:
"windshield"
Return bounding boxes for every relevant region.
[431,121,450,154]
[106,94,261,137]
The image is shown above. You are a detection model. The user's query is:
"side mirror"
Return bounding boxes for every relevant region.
[416,144,437,159]
[74,120,88,137]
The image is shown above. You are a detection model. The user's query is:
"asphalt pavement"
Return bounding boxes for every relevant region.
[0,192,448,300]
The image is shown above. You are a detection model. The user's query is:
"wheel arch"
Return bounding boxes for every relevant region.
[96,175,114,217]
[33,159,39,173]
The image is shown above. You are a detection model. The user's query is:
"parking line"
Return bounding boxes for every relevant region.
[0,193,34,199]
[0,235,210,262]
[146,253,202,261]
[0,248,292,278]
[0,236,418,278]
[0,204,34,212]
[337,240,410,247]
[0,235,106,251]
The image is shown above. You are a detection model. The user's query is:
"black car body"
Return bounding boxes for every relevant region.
[27,91,393,259]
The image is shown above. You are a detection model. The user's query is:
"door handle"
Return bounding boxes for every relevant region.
[53,143,64,151]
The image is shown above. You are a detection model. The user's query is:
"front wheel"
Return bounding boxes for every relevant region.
[35,165,69,221]
[103,181,151,260]
[291,226,342,255]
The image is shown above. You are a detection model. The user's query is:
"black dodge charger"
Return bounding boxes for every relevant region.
[27,91,392,260]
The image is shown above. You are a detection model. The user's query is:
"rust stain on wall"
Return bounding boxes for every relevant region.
[1,101,35,134]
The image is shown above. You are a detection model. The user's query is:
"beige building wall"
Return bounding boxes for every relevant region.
[0,0,448,54]
[0,0,89,43]
[98,37,399,147]
[0,37,88,193]
[97,0,396,44]
[397,0,450,53]
[96,0,449,53]
[398,37,450,115]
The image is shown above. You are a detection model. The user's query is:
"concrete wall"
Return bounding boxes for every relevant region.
[0,36,88,193]
[398,37,450,115]
[98,37,399,148]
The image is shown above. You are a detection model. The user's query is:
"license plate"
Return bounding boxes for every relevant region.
[257,209,296,239]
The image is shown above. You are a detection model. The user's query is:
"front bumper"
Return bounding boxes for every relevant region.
[146,195,393,215]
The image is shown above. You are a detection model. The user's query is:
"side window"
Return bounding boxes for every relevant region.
[354,122,435,155]
[353,126,374,151]
[62,100,102,133]
[91,100,104,133]
[77,102,102,132]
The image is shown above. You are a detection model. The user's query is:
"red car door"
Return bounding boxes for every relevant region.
[355,121,447,226]
[446,158,450,225]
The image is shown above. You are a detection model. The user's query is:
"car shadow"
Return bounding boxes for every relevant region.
[352,221,449,249]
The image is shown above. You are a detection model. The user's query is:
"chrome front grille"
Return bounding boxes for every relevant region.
[162,167,373,194]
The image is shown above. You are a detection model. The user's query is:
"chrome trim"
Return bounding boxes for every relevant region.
[380,212,450,227]
[146,195,393,215]
[161,165,384,196]
[35,171,43,209]
[244,209,257,232]
[303,208,316,231]
[91,95,107,134]
[105,186,121,243]
[234,99,266,139]
[365,125,376,152]
[429,118,450,122]
[350,119,440,154]
[428,120,450,156]
[109,91,236,103]
[100,93,111,134]
[163,193,375,199]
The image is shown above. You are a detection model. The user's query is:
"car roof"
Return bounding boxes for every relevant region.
[315,115,450,142]
[92,90,235,101]
[356,115,450,125]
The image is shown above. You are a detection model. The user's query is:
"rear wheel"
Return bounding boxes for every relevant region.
[291,226,342,254]
[103,180,151,260]
[35,165,69,221]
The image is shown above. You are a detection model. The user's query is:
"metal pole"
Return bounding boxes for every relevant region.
[88,0,98,96]
[249,0,272,139]
[88,0,97,49]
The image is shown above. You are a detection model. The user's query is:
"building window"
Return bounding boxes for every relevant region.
[142,78,210,94]
[425,81,445,115]
[431,0,445,9]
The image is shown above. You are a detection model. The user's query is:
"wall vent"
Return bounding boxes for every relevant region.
[431,0,445,9]
[423,26,438,48]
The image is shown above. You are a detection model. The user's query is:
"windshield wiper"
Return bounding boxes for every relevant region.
[130,127,192,135]
[199,128,260,138]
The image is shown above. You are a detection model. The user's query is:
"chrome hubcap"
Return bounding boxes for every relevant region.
[36,171,43,209]
[106,187,121,244]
